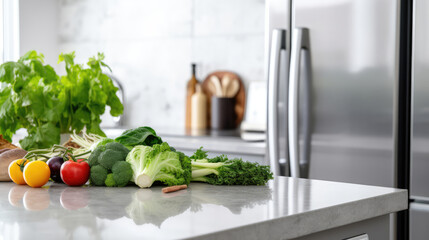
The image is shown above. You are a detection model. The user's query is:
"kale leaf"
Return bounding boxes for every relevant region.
[115,126,163,148]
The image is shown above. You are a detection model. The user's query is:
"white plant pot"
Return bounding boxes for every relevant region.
[60,133,71,145]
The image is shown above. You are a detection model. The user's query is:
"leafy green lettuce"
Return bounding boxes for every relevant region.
[126,142,191,188]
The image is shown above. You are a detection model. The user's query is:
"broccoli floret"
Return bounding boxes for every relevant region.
[112,161,133,187]
[88,146,105,167]
[99,149,126,170]
[105,142,130,155]
[96,142,130,170]
[105,173,116,187]
[90,165,108,186]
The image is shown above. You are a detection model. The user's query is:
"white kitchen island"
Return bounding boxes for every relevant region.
[0,177,407,239]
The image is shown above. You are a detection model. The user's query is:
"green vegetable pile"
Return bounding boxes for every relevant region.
[83,126,273,188]
[89,142,133,187]
[0,50,274,189]
[190,148,273,185]
[0,50,123,150]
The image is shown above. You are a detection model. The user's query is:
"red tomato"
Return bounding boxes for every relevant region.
[60,159,90,186]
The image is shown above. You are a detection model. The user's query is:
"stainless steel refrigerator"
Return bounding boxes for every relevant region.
[266,0,407,238]
[267,0,400,185]
[410,0,429,239]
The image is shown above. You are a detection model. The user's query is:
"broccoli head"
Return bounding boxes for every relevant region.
[98,142,130,170]
[90,165,108,186]
[112,161,133,187]
[105,173,116,187]
[105,142,130,155]
[99,149,125,170]
[89,141,132,187]
[88,146,105,167]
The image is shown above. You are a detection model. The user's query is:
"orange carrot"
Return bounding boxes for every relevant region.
[162,184,188,193]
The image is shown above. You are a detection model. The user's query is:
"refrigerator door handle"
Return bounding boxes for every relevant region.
[267,29,286,176]
[288,28,310,178]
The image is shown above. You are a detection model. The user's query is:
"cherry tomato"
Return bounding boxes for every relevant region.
[60,159,90,186]
[8,159,29,185]
[23,161,50,188]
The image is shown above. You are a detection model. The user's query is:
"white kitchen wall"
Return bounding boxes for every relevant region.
[20,0,265,128]
[20,0,59,65]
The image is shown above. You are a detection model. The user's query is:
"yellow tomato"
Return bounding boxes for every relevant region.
[23,161,50,188]
[8,159,29,185]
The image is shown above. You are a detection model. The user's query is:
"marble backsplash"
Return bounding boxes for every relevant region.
[21,0,265,128]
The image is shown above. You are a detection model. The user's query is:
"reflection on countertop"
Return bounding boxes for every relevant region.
[0,182,272,239]
[3,183,272,222]
[0,177,407,240]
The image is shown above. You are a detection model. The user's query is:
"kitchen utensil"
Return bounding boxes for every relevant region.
[221,75,231,96]
[211,97,236,130]
[226,79,240,97]
[207,81,217,96]
[202,71,245,128]
[210,75,223,97]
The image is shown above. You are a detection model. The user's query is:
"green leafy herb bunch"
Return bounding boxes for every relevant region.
[0,50,123,150]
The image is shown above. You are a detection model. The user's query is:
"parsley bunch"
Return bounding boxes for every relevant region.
[190,148,274,185]
[0,51,123,150]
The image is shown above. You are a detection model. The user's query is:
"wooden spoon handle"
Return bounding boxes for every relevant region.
[210,76,223,97]
[226,79,240,97]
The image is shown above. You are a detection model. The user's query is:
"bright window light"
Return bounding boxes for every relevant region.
[0,0,4,64]
[2,0,19,63]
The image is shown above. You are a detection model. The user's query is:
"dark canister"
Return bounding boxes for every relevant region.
[211,97,236,129]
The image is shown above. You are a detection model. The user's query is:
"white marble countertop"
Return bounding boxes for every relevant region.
[0,177,407,240]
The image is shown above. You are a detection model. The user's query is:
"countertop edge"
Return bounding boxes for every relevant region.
[186,189,408,240]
